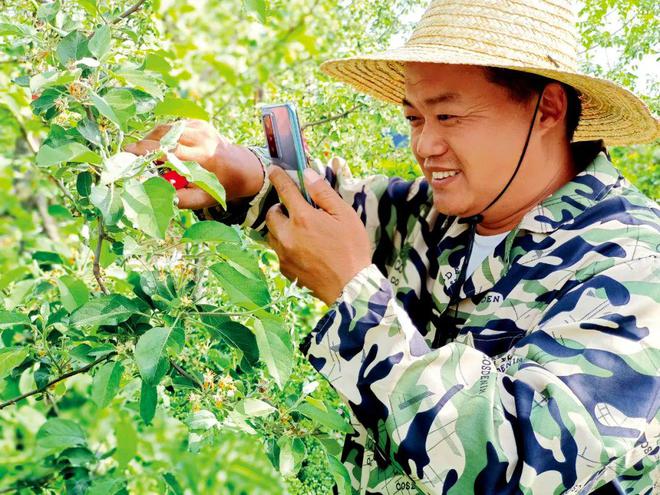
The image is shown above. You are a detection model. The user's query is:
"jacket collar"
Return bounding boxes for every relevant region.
[436,141,619,300]
[517,148,620,234]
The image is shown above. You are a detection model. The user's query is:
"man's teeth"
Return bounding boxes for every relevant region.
[432,170,459,180]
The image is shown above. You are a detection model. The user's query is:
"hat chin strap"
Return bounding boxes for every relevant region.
[432,88,544,349]
[467,87,545,226]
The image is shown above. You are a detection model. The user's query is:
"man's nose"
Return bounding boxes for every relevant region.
[414,124,449,159]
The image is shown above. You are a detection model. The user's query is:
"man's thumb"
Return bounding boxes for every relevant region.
[303,168,344,214]
[176,185,217,210]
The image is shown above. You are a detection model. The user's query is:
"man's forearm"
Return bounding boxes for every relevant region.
[218,144,265,202]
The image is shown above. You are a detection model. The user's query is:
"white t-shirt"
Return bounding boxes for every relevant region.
[465,231,510,278]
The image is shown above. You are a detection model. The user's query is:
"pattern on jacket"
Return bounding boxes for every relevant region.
[196,143,659,495]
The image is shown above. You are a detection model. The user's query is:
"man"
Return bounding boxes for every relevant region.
[127,1,659,493]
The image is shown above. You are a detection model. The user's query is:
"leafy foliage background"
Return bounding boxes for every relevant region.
[0,0,657,494]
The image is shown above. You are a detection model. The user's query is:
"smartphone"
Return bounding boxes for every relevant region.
[261,102,313,205]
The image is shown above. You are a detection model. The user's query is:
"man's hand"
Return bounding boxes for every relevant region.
[265,166,372,305]
[125,120,264,208]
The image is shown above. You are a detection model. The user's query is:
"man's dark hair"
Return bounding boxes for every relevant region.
[484,67,582,141]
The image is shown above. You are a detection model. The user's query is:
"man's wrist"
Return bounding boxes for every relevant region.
[325,263,380,306]
[214,144,266,201]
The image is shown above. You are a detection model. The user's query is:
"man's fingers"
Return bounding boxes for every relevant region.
[125,139,160,156]
[143,123,173,141]
[125,139,205,165]
[144,119,206,142]
[265,231,283,254]
[268,167,309,215]
[176,185,217,209]
[303,167,346,215]
[265,203,289,240]
[174,144,208,164]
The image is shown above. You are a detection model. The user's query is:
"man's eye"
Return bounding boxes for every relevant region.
[405,116,420,123]
[437,114,455,121]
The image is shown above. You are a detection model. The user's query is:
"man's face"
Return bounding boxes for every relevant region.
[403,63,538,218]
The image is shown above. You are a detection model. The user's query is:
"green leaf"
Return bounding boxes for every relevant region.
[90,91,119,124]
[36,418,86,451]
[122,177,176,239]
[199,313,259,366]
[144,52,176,86]
[56,275,89,313]
[216,243,265,281]
[91,361,123,409]
[76,171,93,197]
[244,0,267,23]
[139,270,178,311]
[0,267,30,291]
[76,0,98,17]
[48,204,73,219]
[235,398,276,417]
[209,262,270,309]
[37,1,60,22]
[0,23,23,36]
[103,88,136,131]
[134,326,175,385]
[182,221,240,244]
[252,314,292,389]
[166,152,226,207]
[30,70,80,93]
[87,88,135,131]
[0,347,29,381]
[0,311,30,329]
[277,437,305,476]
[140,381,157,424]
[154,96,209,120]
[90,91,137,131]
[56,30,91,65]
[100,152,142,185]
[278,437,295,475]
[90,184,124,226]
[115,67,164,100]
[76,118,103,148]
[33,251,65,266]
[294,398,354,433]
[159,120,186,151]
[185,409,219,430]
[87,475,126,495]
[114,418,137,467]
[327,454,353,495]
[71,294,141,327]
[31,88,64,118]
[88,25,111,59]
[162,473,184,495]
[59,446,95,466]
[36,142,102,167]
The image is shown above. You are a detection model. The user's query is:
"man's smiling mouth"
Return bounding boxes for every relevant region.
[431,170,460,180]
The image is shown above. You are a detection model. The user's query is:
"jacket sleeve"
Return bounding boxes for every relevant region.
[194,146,431,263]
[299,257,660,494]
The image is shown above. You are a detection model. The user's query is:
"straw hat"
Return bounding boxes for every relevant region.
[320,0,659,146]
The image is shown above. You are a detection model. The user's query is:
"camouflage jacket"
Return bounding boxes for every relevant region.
[196,142,659,495]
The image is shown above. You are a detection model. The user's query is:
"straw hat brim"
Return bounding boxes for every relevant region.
[320,45,660,147]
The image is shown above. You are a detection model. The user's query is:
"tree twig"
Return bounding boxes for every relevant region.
[35,196,61,243]
[170,360,202,389]
[301,103,365,130]
[0,353,116,410]
[93,220,109,295]
[112,0,148,24]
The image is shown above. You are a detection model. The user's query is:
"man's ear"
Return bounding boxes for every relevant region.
[536,82,568,136]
